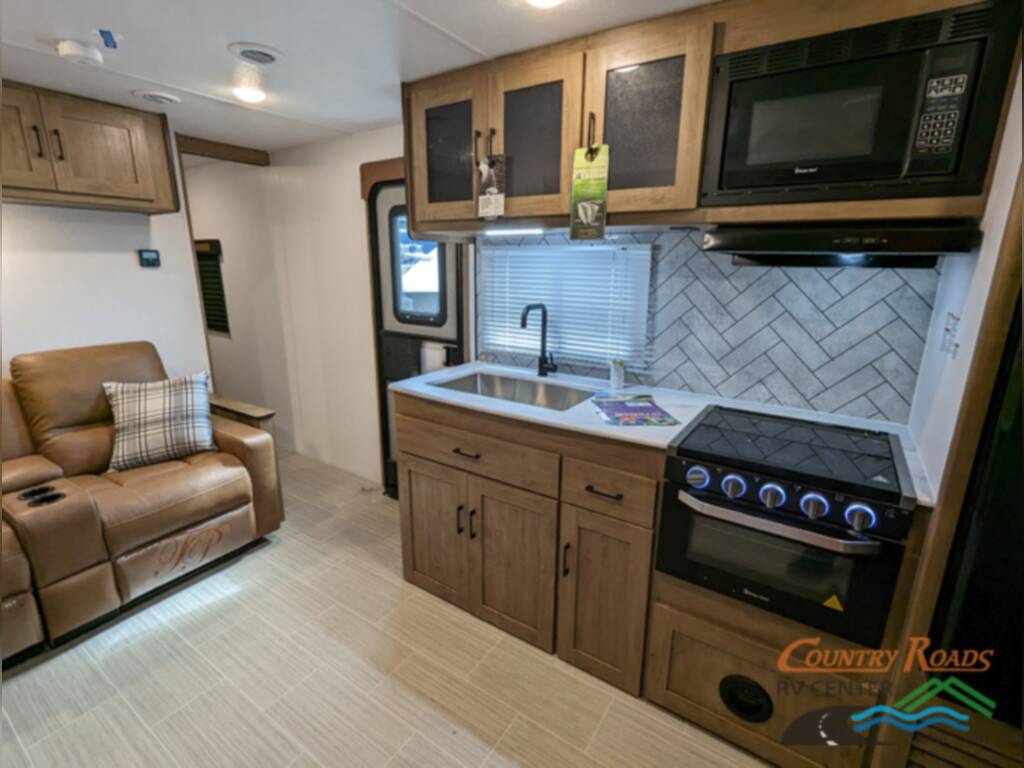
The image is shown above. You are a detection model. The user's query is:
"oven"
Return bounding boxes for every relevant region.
[700,1,1020,206]
[657,478,905,648]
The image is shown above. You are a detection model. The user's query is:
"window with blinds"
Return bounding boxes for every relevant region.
[194,239,230,335]
[477,243,652,370]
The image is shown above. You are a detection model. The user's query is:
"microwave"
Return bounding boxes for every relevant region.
[700,1,1021,207]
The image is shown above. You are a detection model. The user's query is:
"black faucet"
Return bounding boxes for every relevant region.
[520,303,558,377]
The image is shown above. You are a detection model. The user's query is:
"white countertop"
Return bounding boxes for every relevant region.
[389,361,936,507]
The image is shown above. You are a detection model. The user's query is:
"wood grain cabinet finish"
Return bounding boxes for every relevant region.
[2,85,57,191]
[2,81,177,214]
[407,72,487,223]
[467,475,558,651]
[557,503,653,695]
[398,453,470,608]
[583,21,714,213]
[488,51,584,217]
[561,456,658,528]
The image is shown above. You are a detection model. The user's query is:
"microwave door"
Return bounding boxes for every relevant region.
[721,51,924,189]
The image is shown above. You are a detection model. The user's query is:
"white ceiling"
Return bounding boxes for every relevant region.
[1,0,710,152]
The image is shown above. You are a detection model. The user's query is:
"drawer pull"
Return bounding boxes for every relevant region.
[585,484,623,502]
[452,447,481,460]
[469,509,478,539]
[562,542,571,576]
[456,504,465,535]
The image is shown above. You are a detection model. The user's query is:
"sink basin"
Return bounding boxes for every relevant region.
[432,373,595,411]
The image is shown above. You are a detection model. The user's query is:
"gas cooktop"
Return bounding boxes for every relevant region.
[671,406,912,507]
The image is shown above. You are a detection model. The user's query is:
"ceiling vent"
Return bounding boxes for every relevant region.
[228,42,282,66]
[132,90,181,105]
[56,39,104,66]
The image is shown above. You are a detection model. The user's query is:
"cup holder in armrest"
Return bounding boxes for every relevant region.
[27,492,66,507]
[17,485,55,501]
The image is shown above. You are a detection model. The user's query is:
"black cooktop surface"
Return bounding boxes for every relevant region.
[674,406,902,497]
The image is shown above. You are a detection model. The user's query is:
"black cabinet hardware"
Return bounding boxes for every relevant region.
[585,484,623,502]
[452,447,481,460]
[469,509,478,539]
[562,542,571,576]
[31,125,45,158]
[456,504,465,534]
[51,129,66,160]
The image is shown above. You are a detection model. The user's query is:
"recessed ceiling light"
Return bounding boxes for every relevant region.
[526,0,566,8]
[228,42,282,66]
[232,86,266,104]
[132,90,181,105]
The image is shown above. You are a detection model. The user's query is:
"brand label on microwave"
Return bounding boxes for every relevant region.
[793,166,819,175]
[742,587,771,603]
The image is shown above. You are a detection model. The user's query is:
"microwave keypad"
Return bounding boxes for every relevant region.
[916,110,959,153]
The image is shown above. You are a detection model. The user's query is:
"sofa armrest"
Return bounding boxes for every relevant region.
[211,415,283,537]
[1,454,63,494]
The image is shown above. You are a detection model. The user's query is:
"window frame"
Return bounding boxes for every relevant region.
[388,205,448,328]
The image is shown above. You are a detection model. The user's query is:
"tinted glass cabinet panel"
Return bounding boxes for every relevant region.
[409,75,486,222]
[584,22,714,212]
[489,52,583,217]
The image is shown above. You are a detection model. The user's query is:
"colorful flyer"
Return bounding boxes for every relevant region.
[592,392,679,427]
[570,145,609,240]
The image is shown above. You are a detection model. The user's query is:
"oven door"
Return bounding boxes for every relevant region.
[720,51,925,189]
[657,484,904,647]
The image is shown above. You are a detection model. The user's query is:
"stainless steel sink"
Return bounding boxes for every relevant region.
[432,373,594,411]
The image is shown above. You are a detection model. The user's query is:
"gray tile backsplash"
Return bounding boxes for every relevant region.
[476,231,939,423]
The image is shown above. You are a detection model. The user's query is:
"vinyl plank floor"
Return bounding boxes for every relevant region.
[0,710,33,768]
[387,733,463,768]
[484,715,602,768]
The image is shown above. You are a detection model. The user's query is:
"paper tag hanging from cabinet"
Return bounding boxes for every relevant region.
[570,144,609,240]
[478,125,506,219]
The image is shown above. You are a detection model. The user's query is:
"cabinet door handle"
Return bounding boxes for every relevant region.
[585,484,623,502]
[51,129,66,160]
[31,125,45,158]
[452,447,481,460]
[456,504,465,535]
[473,129,482,166]
[486,127,496,161]
[562,542,571,576]
[469,509,478,539]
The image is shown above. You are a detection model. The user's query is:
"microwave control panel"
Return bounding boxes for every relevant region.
[907,41,982,176]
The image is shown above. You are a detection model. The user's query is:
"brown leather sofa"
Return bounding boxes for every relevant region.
[1,341,283,659]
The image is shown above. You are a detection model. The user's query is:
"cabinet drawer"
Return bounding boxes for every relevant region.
[396,414,559,497]
[561,457,657,527]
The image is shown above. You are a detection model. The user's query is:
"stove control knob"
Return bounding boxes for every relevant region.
[845,503,878,532]
[685,465,711,489]
[721,474,747,499]
[800,492,830,520]
[759,483,786,510]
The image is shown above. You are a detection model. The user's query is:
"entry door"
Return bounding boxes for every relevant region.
[371,182,462,497]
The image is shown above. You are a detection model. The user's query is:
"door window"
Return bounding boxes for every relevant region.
[389,207,446,326]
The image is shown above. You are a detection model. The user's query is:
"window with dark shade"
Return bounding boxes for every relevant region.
[194,239,230,334]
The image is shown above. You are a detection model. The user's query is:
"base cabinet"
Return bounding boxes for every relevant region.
[557,503,653,695]
[398,453,558,650]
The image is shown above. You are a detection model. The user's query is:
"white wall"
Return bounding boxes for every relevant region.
[184,159,298,451]
[909,67,1022,496]
[1,133,210,378]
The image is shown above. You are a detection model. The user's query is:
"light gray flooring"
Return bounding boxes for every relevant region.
[1,449,765,767]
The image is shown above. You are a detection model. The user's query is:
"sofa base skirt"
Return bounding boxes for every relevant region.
[1,591,45,660]
[113,503,257,602]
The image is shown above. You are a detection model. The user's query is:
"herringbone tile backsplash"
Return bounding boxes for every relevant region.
[477,230,939,423]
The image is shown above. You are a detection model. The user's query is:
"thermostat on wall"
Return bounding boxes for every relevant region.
[138,249,160,267]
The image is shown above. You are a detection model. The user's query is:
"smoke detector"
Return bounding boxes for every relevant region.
[132,90,181,105]
[227,42,282,66]
[56,39,104,66]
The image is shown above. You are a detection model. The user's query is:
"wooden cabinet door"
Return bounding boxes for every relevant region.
[2,86,57,190]
[408,73,487,223]
[398,454,470,608]
[467,475,558,651]
[38,93,156,200]
[557,503,653,694]
[488,52,584,217]
[583,21,714,212]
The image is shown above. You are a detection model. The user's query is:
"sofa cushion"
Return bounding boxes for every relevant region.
[90,452,252,557]
[104,372,216,472]
[2,379,34,461]
[10,342,167,476]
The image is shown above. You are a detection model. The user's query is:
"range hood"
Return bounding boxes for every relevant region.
[701,220,981,268]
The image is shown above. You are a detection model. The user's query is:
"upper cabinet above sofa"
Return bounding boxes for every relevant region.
[2,82,179,215]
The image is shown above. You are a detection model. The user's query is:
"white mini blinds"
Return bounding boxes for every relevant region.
[477,243,652,370]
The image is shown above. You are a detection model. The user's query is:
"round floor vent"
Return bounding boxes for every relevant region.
[228,42,283,65]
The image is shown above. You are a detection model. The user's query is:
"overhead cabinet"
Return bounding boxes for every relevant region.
[1,82,178,214]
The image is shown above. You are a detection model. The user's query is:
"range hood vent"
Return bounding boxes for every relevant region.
[701,220,981,268]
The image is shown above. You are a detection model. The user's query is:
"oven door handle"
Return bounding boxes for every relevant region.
[677,490,881,556]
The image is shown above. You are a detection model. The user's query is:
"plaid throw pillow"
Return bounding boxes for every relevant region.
[103,372,217,472]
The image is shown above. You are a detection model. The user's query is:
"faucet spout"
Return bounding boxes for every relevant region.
[520,303,558,378]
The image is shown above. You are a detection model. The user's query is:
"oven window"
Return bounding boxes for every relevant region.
[687,516,854,606]
[747,86,883,166]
